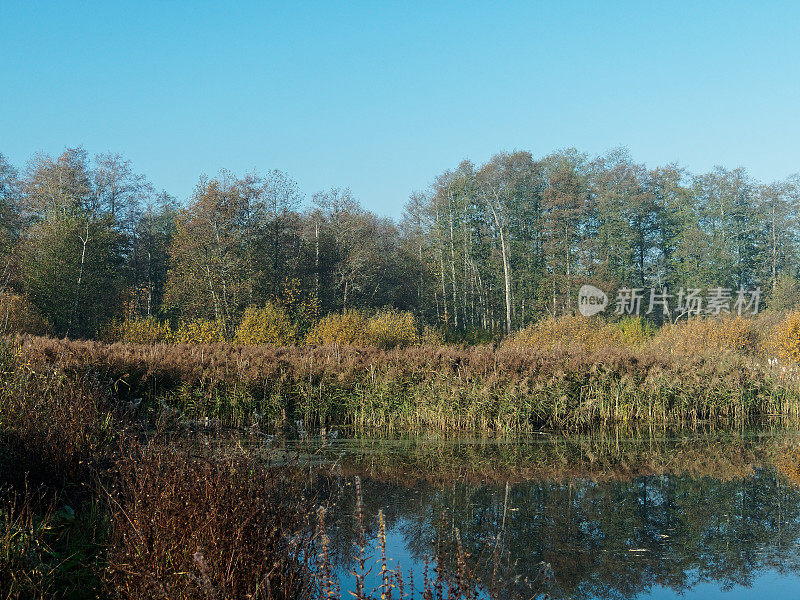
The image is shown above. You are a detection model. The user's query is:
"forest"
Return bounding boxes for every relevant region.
[1,146,799,340]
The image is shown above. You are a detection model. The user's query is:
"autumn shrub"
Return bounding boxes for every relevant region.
[171,318,226,344]
[365,309,420,349]
[304,309,421,348]
[304,310,370,346]
[234,303,297,346]
[105,316,172,344]
[0,293,50,336]
[763,311,800,363]
[655,316,759,356]
[505,315,623,353]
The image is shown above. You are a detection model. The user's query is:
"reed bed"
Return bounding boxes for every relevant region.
[10,331,800,432]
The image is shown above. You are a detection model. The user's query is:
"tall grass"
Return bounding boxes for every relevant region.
[12,329,800,432]
[106,438,319,600]
[0,339,114,599]
[0,341,319,599]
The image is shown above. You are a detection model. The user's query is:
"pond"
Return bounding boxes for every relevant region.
[284,423,800,599]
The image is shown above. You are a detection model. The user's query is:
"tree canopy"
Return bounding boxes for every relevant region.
[2,146,799,338]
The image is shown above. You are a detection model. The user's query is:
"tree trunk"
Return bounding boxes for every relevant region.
[772,202,777,289]
[315,222,320,298]
[488,194,512,334]
[204,264,221,324]
[448,200,458,328]
[67,222,90,338]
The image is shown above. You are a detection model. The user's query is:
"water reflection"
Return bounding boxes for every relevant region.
[293,426,800,599]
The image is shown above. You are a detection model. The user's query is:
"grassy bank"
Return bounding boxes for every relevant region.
[11,326,800,432]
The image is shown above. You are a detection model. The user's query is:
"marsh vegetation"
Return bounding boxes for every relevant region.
[5,334,800,599]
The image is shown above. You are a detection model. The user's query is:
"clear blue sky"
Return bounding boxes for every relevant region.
[1,1,798,217]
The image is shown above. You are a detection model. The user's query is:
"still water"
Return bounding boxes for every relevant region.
[287,424,800,599]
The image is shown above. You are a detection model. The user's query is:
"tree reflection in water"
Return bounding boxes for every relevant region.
[308,426,800,599]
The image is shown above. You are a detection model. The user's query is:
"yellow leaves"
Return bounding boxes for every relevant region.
[106,316,172,344]
[420,324,445,346]
[106,315,225,344]
[173,318,225,344]
[305,310,370,346]
[277,277,320,328]
[304,309,421,349]
[764,311,800,364]
[504,315,627,353]
[366,309,420,349]
[234,304,297,346]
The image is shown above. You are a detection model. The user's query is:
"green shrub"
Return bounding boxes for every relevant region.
[612,316,657,346]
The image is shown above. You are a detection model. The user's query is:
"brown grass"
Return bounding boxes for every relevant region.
[106,437,319,600]
[10,332,800,431]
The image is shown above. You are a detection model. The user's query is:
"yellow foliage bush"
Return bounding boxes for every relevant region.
[107,316,172,344]
[172,318,225,344]
[304,310,370,346]
[366,309,420,349]
[0,293,50,335]
[763,311,800,363]
[234,304,297,346]
[505,315,623,353]
[655,316,759,356]
[305,309,421,348]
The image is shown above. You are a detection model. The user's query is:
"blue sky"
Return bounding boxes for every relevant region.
[1,1,798,216]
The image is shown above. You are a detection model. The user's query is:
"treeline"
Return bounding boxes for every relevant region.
[412,149,800,332]
[1,146,799,339]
